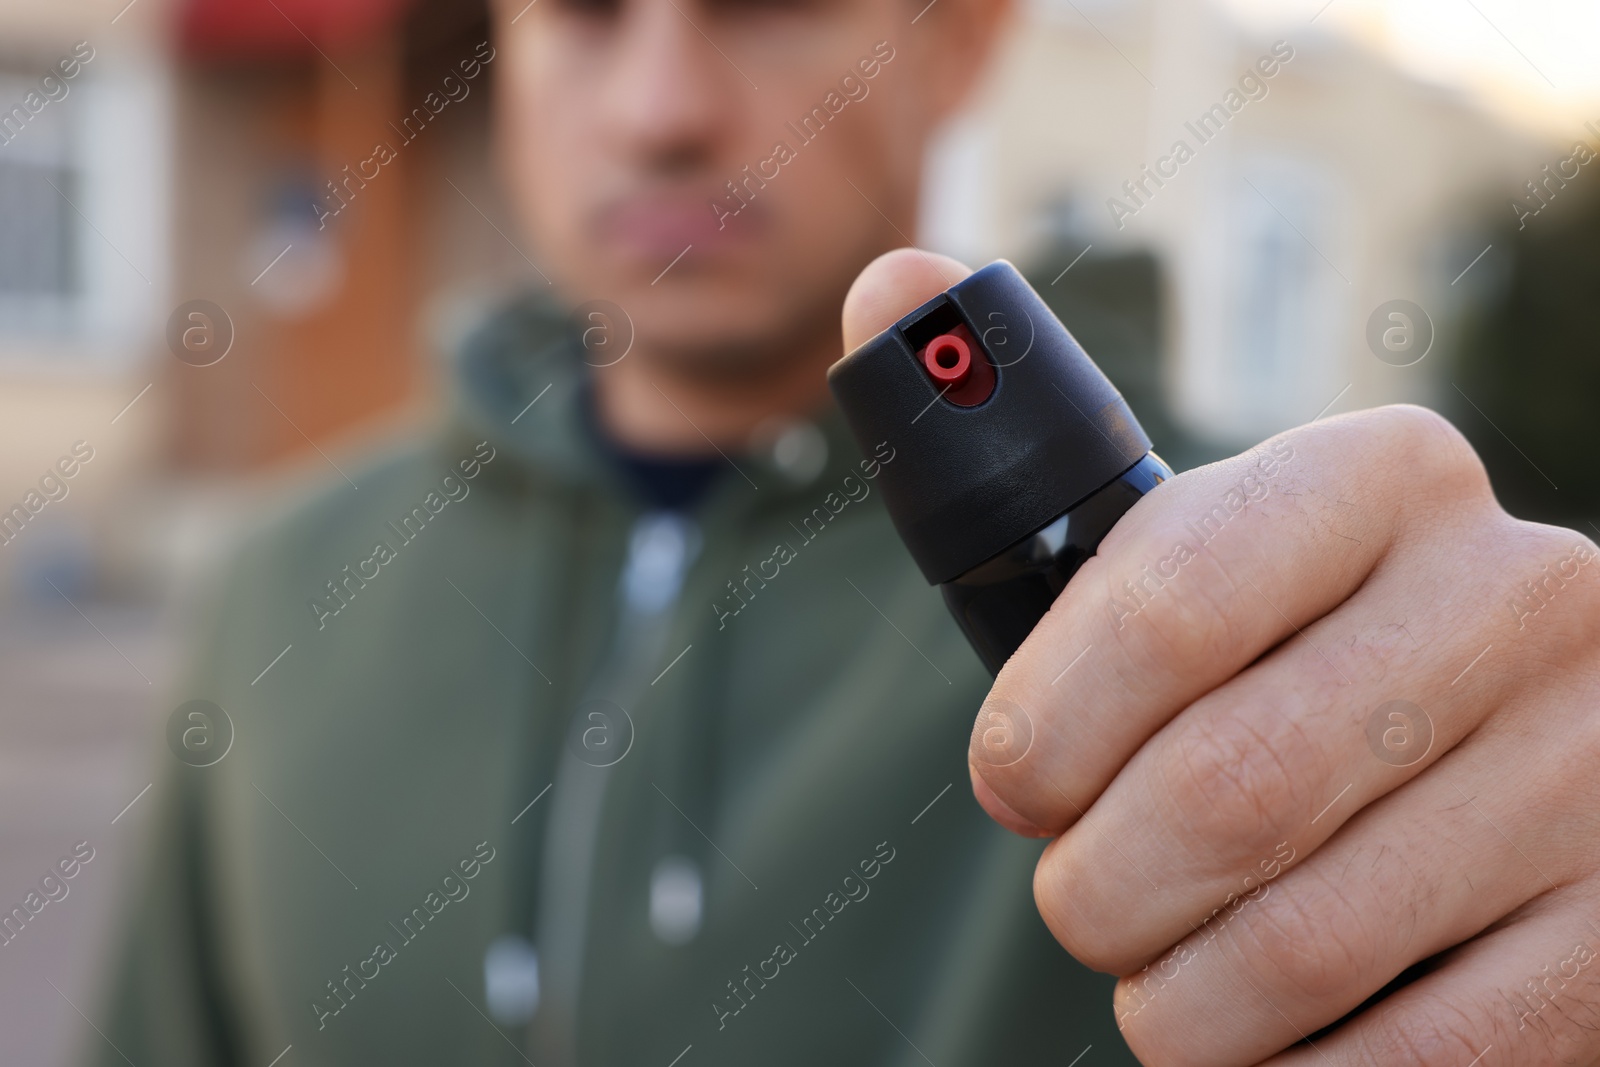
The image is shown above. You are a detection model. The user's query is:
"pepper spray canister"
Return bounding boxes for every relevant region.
[827,260,1172,676]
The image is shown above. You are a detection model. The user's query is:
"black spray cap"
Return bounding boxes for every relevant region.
[828,260,1152,585]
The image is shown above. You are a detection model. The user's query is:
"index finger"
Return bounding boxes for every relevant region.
[968,411,1442,836]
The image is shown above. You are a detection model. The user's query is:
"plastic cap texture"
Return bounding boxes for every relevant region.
[827,260,1151,584]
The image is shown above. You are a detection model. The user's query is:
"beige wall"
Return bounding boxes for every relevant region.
[0,0,176,591]
[0,0,173,43]
[934,0,1553,443]
[0,377,162,590]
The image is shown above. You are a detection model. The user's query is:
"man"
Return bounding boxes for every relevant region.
[95,2,1600,1067]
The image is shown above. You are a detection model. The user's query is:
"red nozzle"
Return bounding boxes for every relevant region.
[916,325,996,407]
[922,333,972,386]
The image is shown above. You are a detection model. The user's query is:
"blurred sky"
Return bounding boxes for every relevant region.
[1218,0,1600,132]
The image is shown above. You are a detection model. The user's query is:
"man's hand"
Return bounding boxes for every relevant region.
[844,249,1600,1066]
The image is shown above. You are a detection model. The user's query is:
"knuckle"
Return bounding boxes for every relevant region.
[1110,556,1237,675]
[1510,518,1583,563]
[1162,703,1310,853]
[1308,405,1492,530]
[1354,994,1492,1067]
[1375,405,1493,504]
[1370,404,1472,471]
[1503,520,1600,641]
[1234,870,1380,1003]
[1379,402,1464,447]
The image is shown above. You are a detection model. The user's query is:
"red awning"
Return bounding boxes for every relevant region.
[181,0,414,56]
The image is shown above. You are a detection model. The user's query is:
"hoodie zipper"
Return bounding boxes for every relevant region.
[533,510,701,1063]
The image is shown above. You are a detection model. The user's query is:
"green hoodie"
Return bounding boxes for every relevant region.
[93,297,1137,1066]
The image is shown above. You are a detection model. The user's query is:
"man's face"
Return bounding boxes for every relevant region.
[493,0,974,376]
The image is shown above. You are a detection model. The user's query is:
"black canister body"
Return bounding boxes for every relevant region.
[940,453,1171,675]
[827,260,1170,676]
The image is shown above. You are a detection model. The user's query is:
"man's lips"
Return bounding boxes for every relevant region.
[594,194,770,262]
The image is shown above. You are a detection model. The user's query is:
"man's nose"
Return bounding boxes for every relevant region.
[603,0,741,170]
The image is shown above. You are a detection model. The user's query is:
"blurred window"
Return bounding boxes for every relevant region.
[0,57,167,367]
[1227,158,1346,429]
[0,69,81,335]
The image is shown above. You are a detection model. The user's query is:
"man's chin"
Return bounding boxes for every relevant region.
[631,323,802,383]
[591,275,790,368]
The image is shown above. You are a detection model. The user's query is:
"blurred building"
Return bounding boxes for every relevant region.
[0,0,1577,600]
[0,0,518,601]
[923,0,1552,450]
[0,0,175,598]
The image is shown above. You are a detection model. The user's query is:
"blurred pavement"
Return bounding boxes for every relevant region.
[0,600,177,1067]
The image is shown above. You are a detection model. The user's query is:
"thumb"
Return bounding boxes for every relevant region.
[841,248,974,354]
